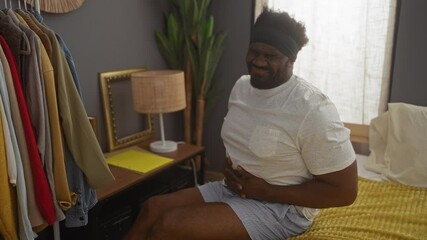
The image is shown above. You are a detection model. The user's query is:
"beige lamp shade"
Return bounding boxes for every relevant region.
[131,70,186,114]
[131,70,186,153]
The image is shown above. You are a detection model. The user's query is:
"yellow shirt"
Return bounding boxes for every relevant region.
[0,103,18,240]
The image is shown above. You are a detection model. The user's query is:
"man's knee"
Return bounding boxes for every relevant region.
[140,195,165,218]
[148,212,177,240]
[149,220,167,240]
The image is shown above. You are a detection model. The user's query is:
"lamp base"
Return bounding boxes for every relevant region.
[150,140,178,153]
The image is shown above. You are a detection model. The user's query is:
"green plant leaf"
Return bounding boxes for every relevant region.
[155,32,175,67]
[155,0,227,127]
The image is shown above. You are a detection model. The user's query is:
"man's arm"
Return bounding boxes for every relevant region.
[224,159,358,208]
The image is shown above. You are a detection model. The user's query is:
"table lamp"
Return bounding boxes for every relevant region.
[131,70,186,153]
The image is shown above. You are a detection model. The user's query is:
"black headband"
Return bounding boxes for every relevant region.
[250,26,299,61]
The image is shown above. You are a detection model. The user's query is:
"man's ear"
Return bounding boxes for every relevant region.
[287,60,294,69]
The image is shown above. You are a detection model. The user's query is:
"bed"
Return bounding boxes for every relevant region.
[290,103,427,240]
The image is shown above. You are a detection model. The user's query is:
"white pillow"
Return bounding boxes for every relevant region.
[365,111,389,175]
[366,103,427,187]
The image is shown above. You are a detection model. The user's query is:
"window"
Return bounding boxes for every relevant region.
[257,0,397,124]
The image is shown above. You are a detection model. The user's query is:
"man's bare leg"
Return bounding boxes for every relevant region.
[148,202,251,240]
[123,187,206,240]
[123,186,250,240]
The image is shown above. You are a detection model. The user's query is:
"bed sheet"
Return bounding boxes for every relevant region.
[290,154,427,240]
[356,154,383,181]
[290,177,427,240]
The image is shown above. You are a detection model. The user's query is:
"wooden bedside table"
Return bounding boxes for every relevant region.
[97,142,205,201]
[60,142,205,240]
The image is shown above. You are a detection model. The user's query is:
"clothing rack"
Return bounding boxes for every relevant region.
[10,0,40,13]
[0,0,114,240]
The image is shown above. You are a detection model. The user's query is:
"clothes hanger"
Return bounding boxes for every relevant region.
[34,0,40,13]
[15,0,28,16]
[28,0,40,14]
[24,0,35,15]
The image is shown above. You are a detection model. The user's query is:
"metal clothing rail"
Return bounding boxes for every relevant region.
[3,0,39,12]
[25,0,40,13]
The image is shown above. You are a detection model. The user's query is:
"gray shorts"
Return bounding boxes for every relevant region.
[198,181,312,240]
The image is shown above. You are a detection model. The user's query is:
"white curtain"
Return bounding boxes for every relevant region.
[258,0,397,124]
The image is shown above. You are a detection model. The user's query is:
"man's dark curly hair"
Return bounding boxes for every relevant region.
[255,7,309,51]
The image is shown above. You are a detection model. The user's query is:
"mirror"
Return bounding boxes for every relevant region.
[99,67,154,152]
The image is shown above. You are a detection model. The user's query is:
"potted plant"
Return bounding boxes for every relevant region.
[155,0,227,151]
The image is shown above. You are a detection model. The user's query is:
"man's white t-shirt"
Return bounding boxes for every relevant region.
[221,75,356,219]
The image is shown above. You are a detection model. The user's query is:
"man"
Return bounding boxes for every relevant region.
[124,7,357,240]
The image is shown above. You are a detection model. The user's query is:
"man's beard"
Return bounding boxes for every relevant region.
[248,64,282,89]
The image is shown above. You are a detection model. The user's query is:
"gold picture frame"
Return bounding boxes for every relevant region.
[99,67,154,152]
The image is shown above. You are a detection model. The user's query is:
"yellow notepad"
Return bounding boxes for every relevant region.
[106,148,173,174]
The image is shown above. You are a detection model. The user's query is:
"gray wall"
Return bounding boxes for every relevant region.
[42,0,183,151]
[41,0,426,174]
[390,0,427,105]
